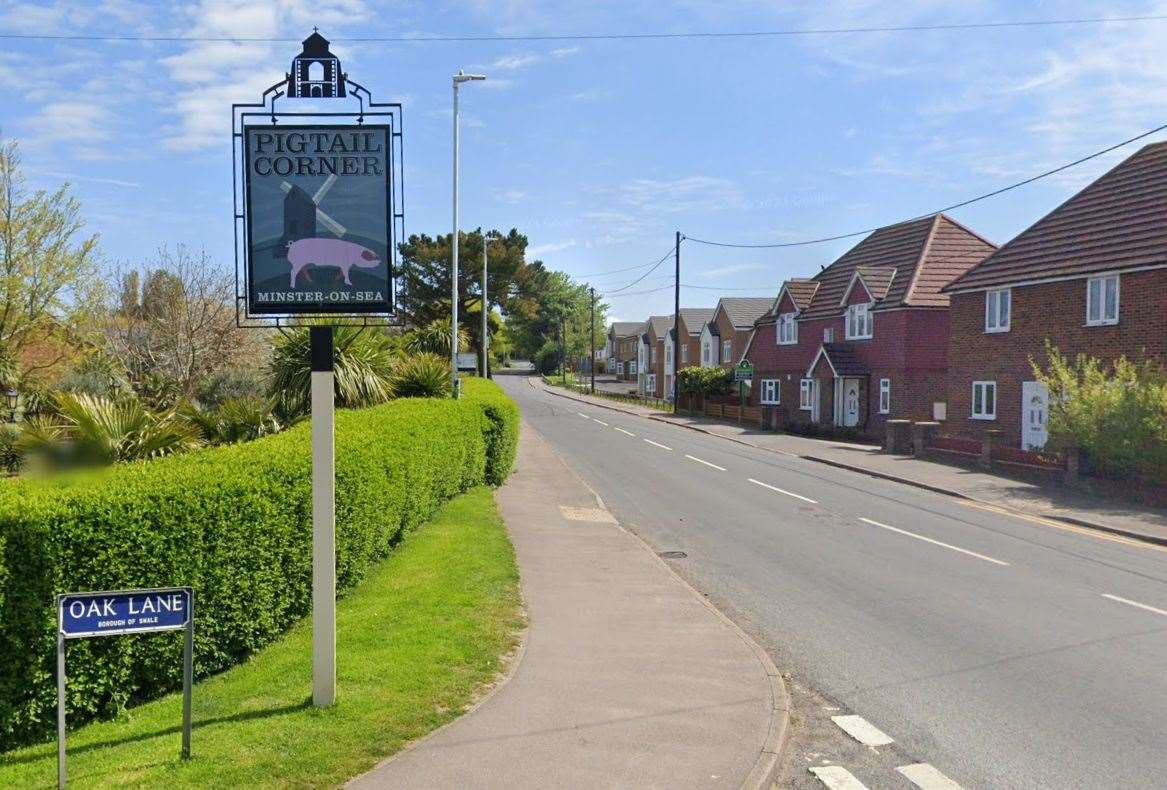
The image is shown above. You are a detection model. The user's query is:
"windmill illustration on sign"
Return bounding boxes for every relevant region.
[281,174,380,288]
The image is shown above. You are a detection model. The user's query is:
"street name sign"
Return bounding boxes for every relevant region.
[56,587,194,788]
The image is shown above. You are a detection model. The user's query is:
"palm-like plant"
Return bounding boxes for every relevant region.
[19,392,203,466]
[268,325,398,418]
[390,353,451,398]
[404,319,470,358]
[180,396,282,444]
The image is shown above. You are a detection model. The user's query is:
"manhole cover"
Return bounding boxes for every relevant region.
[658,551,688,559]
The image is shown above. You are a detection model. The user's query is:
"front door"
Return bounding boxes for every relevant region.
[843,379,860,427]
[1022,381,1049,450]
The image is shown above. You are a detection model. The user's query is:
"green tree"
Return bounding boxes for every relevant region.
[267,325,397,418]
[0,139,98,379]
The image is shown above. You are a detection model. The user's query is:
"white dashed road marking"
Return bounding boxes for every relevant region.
[809,765,870,789]
[644,439,672,451]
[577,412,589,419]
[830,714,895,747]
[858,518,1010,566]
[897,762,965,789]
[685,454,727,471]
[591,418,609,426]
[1102,593,1167,617]
[748,478,818,504]
[614,427,636,437]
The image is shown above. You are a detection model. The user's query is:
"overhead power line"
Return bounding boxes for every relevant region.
[683,121,1167,249]
[3,15,1167,43]
[603,245,676,293]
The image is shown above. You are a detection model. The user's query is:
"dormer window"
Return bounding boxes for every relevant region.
[776,313,798,345]
[845,303,872,340]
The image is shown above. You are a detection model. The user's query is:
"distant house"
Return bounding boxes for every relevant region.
[639,315,674,399]
[744,214,996,439]
[607,321,644,381]
[944,142,1167,450]
[701,298,773,369]
[675,308,716,374]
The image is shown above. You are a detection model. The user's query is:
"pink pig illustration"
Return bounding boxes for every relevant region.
[286,238,381,287]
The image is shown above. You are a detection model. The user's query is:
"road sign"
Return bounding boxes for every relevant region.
[56,587,194,787]
[456,352,478,371]
[734,360,754,382]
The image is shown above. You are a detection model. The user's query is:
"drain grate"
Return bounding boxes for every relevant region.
[658,550,688,559]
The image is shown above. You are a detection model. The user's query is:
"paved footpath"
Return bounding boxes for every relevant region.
[543,381,1167,546]
[350,422,786,789]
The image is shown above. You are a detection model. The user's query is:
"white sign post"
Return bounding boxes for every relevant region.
[310,326,336,707]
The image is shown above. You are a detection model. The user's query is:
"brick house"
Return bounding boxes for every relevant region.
[700,298,773,370]
[944,141,1167,450]
[638,315,673,398]
[743,214,996,439]
[607,321,643,381]
[675,308,716,373]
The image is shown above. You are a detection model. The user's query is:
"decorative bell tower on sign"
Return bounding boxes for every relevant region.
[286,29,346,98]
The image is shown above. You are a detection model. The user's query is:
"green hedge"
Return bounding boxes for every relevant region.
[0,381,519,752]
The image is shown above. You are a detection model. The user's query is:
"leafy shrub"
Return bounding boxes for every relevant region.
[404,318,469,357]
[0,424,20,475]
[0,380,518,750]
[18,393,203,467]
[268,326,397,418]
[56,353,131,400]
[180,396,282,444]
[1034,344,1167,482]
[196,367,268,408]
[391,353,451,398]
[533,341,562,376]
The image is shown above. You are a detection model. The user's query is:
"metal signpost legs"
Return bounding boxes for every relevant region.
[310,326,336,708]
[57,633,65,788]
[182,595,194,759]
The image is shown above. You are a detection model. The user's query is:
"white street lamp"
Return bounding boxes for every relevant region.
[451,69,485,398]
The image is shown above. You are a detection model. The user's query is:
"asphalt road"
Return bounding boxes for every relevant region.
[497,374,1167,790]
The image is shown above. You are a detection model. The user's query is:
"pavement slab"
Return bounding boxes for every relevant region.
[350,422,785,790]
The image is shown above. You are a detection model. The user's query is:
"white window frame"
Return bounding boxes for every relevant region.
[971,381,997,420]
[665,343,672,364]
[646,373,656,393]
[701,342,710,364]
[984,288,1011,333]
[681,344,688,364]
[799,379,813,410]
[650,346,656,365]
[879,378,891,414]
[845,303,873,340]
[776,313,798,345]
[722,339,732,363]
[823,327,834,343]
[1086,274,1120,326]
[628,361,636,375]
[759,379,780,405]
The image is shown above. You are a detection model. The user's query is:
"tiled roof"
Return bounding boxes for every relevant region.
[782,279,820,311]
[678,308,715,335]
[718,297,774,329]
[648,315,674,339]
[946,141,1167,292]
[810,343,869,377]
[762,214,996,322]
[608,321,644,338]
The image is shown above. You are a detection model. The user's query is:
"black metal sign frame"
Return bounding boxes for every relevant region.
[232,76,404,328]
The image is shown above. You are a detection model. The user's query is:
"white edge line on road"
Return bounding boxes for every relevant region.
[808,765,870,789]
[591,418,609,426]
[644,439,672,451]
[577,412,589,419]
[830,714,894,747]
[858,518,1010,566]
[614,427,636,437]
[685,454,727,471]
[748,478,818,504]
[1101,593,1167,617]
[896,763,965,790]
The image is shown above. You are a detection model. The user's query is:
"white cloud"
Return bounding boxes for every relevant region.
[528,239,576,255]
[550,46,581,58]
[616,175,744,213]
[694,262,765,279]
[491,53,541,71]
[497,189,527,204]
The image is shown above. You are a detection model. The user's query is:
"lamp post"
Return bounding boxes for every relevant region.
[451,69,485,399]
[481,234,489,378]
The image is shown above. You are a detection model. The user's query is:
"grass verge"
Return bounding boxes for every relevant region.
[0,486,522,788]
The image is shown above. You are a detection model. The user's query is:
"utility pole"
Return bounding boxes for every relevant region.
[672,231,681,408]
[561,316,567,385]
[481,234,489,378]
[590,286,596,394]
[451,70,485,399]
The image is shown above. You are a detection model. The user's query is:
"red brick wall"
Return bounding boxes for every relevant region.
[712,310,752,367]
[947,268,1167,447]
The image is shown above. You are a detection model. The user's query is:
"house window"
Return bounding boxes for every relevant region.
[628,361,636,375]
[646,374,656,393]
[681,344,688,364]
[665,344,672,364]
[879,378,891,414]
[823,327,834,343]
[1086,274,1119,325]
[776,313,797,344]
[985,288,1010,333]
[722,339,732,363]
[759,379,780,405]
[972,381,997,420]
[702,342,710,364]
[845,303,872,339]
[650,347,656,364]
[799,379,813,410]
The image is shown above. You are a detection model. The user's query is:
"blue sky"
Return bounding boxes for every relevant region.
[3,0,1167,321]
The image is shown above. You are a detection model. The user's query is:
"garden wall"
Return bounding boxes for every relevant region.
[0,379,518,751]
